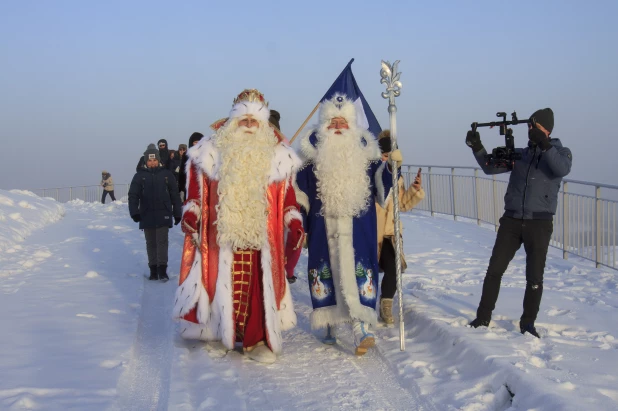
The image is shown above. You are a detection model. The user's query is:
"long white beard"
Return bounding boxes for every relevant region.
[214,121,277,250]
[314,127,372,218]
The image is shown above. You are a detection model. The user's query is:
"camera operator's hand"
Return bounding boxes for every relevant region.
[465,131,484,152]
[528,127,551,151]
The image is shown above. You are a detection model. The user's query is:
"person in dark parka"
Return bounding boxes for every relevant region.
[178,132,204,199]
[129,144,182,281]
[157,139,171,168]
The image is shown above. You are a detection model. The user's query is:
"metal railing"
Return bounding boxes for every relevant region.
[31,166,618,270]
[32,184,131,204]
[401,165,618,271]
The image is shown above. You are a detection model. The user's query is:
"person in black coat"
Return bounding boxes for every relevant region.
[157,139,170,168]
[178,132,204,200]
[129,144,182,281]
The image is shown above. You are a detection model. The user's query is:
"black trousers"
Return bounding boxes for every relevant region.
[379,238,398,299]
[101,190,116,203]
[476,216,553,325]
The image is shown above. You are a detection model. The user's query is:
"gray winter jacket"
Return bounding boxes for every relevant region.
[473,138,572,220]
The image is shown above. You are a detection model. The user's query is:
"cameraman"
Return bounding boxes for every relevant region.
[466,108,572,338]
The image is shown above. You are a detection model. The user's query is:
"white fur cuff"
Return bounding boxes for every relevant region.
[284,209,303,226]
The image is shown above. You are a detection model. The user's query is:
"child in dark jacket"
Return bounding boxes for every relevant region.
[129,144,182,281]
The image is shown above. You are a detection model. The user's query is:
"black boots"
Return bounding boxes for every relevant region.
[157,265,169,282]
[469,318,490,328]
[148,265,169,282]
[148,265,158,281]
[520,322,540,338]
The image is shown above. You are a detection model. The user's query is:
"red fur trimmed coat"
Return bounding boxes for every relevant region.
[172,137,303,354]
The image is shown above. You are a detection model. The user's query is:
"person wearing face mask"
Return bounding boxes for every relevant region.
[465,108,572,338]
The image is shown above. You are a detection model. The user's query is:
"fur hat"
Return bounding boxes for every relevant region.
[228,89,270,122]
[144,144,160,162]
[318,93,357,127]
[269,109,281,131]
[377,130,392,153]
[178,143,188,151]
[531,108,554,133]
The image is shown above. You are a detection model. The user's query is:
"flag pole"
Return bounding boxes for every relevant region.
[289,102,320,145]
[380,60,405,351]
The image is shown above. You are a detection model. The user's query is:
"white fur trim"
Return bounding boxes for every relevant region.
[279,282,297,331]
[375,161,388,208]
[293,175,310,213]
[318,94,357,127]
[310,216,377,330]
[269,145,303,184]
[284,209,302,226]
[190,138,301,184]
[213,244,235,349]
[178,319,215,341]
[172,250,209,322]
[310,305,377,330]
[229,101,270,122]
[260,235,297,354]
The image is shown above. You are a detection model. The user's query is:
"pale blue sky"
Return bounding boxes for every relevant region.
[1,0,616,189]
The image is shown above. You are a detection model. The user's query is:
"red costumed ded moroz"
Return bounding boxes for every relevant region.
[173,89,304,357]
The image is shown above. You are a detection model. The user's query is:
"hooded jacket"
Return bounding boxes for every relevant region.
[101,173,114,191]
[128,166,182,229]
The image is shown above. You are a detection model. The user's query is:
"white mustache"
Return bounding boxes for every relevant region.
[238,125,257,134]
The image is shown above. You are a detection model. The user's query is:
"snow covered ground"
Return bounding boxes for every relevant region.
[1,188,617,410]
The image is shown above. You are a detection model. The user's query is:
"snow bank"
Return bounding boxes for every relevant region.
[378,212,618,411]
[0,190,65,252]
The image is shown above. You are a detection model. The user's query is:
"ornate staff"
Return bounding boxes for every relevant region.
[380,60,405,351]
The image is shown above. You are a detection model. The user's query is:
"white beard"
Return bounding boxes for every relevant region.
[314,126,372,218]
[214,120,277,250]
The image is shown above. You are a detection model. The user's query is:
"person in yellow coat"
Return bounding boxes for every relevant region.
[376,130,425,324]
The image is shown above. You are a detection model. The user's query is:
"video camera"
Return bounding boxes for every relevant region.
[471,111,536,170]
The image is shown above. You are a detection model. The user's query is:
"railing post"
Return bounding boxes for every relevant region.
[563,182,568,260]
[428,167,434,216]
[492,175,499,232]
[56,188,59,202]
[69,187,73,202]
[451,167,457,221]
[475,169,481,225]
[83,186,86,202]
[596,186,602,268]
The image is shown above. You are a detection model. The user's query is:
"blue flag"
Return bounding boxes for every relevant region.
[320,58,382,138]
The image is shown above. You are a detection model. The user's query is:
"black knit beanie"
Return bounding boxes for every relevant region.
[269,110,281,130]
[144,143,160,162]
[531,108,554,133]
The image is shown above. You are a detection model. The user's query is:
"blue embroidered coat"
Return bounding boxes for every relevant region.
[295,129,394,329]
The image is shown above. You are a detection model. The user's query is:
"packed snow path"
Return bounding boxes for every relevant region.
[1,193,618,410]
